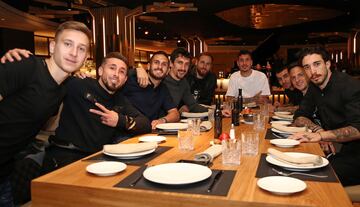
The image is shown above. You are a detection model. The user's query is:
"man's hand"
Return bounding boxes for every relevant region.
[179,105,189,113]
[136,67,150,88]
[74,71,93,79]
[151,119,165,130]
[89,103,119,127]
[222,109,231,117]
[289,131,322,143]
[320,141,336,155]
[1,48,32,63]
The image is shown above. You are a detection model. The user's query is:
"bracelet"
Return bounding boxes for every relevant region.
[160,117,167,123]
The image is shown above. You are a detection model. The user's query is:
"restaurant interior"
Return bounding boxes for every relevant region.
[1,0,360,206]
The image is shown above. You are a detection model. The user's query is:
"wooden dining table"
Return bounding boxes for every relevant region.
[31,118,353,207]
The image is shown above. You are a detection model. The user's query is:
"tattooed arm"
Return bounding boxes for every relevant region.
[293,116,323,132]
[320,126,360,142]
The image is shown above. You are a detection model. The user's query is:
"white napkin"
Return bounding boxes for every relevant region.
[274,113,294,120]
[103,142,157,154]
[271,124,307,133]
[181,112,208,118]
[200,121,212,131]
[194,145,222,162]
[267,148,323,167]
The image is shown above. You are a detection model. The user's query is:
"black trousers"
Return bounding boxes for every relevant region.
[330,152,360,186]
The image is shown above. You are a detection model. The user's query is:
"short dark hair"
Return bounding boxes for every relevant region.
[197,52,214,62]
[55,21,92,43]
[298,46,330,65]
[287,61,303,74]
[274,65,288,75]
[101,52,129,74]
[170,48,191,63]
[150,51,169,63]
[237,50,252,59]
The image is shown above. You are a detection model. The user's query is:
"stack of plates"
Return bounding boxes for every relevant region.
[156,123,188,131]
[266,152,329,171]
[103,148,156,159]
[272,111,294,121]
[271,128,293,138]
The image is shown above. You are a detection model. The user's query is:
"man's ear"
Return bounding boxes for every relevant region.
[49,40,55,55]
[98,66,103,76]
[325,60,331,70]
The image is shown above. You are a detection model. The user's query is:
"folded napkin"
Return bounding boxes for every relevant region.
[274,111,292,115]
[103,142,157,154]
[274,113,294,120]
[271,124,307,133]
[267,148,323,167]
[182,112,209,118]
[200,121,212,131]
[194,145,222,162]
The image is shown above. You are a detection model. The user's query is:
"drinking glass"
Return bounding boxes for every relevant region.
[241,132,259,156]
[178,128,194,151]
[222,139,241,165]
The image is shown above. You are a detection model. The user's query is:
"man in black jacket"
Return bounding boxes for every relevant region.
[186,52,217,105]
[290,46,360,186]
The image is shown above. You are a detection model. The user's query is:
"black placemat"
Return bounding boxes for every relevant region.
[83,146,172,165]
[152,129,178,135]
[255,154,338,182]
[115,165,236,196]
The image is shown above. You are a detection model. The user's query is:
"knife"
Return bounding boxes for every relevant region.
[129,165,148,187]
[207,170,223,192]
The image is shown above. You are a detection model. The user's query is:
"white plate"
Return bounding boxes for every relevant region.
[138,136,166,143]
[266,152,329,171]
[244,102,257,108]
[156,123,188,131]
[274,111,292,116]
[270,139,300,148]
[272,132,290,139]
[257,176,306,195]
[143,163,212,185]
[272,115,293,121]
[103,148,156,159]
[181,112,208,118]
[271,128,293,135]
[86,161,127,176]
[270,120,292,125]
[180,119,189,123]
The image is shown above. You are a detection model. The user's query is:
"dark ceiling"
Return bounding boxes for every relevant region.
[2,0,360,46]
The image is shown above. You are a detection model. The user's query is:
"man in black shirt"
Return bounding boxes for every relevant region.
[121,51,179,129]
[275,66,303,106]
[43,52,151,171]
[290,46,360,186]
[0,21,92,206]
[186,52,217,105]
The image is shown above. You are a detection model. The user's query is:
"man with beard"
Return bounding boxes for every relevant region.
[1,51,151,204]
[41,52,151,173]
[121,51,179,129]
[226,50,271,104]
[289,46,360,186]
[186,52,217,105]
[163,48,208,113]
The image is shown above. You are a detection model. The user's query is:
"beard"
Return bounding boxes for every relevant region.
[149,68,166,80]
[197,67,208,77]
[101,77,120,92]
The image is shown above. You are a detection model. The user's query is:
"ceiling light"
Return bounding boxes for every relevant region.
[144,31,149,35]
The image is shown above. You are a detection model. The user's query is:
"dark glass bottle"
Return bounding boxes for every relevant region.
[231,99,240,126]
[214,97,222,139]
[238,88,243,112]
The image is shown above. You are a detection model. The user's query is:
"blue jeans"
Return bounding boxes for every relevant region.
[0,177,14,207]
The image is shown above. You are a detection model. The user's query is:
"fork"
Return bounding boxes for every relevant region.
[272,168,328,178]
